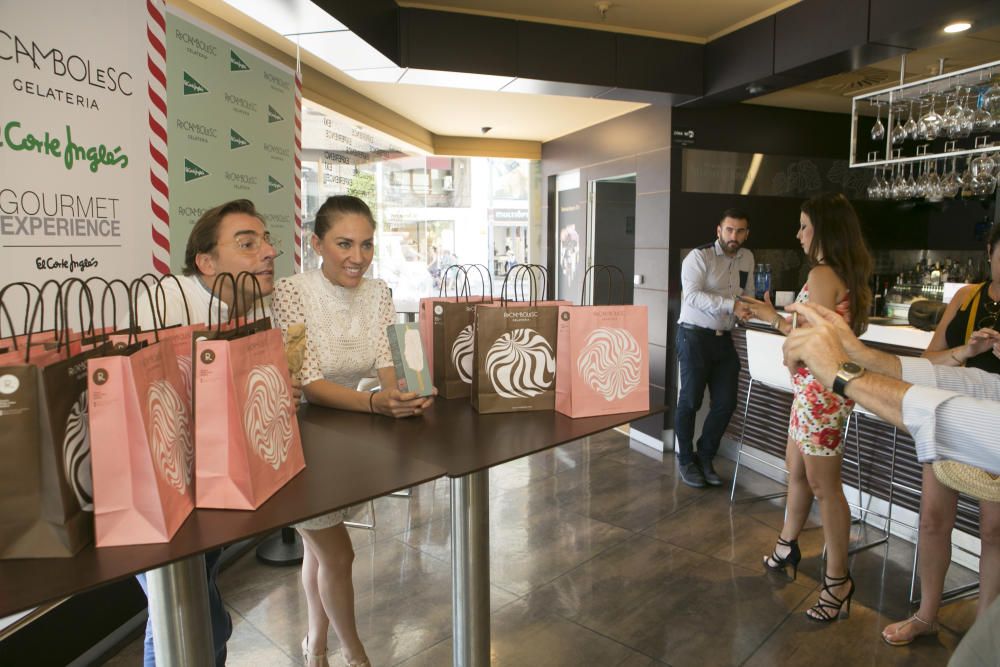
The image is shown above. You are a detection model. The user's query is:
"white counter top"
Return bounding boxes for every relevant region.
[859,324,933,350]
[747,318,932,351]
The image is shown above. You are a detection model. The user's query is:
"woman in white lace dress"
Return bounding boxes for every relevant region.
[272,195,434,667]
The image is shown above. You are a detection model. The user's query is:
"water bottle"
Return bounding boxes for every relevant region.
[754,263,772,301]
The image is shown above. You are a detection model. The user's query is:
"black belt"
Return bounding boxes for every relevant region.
[679,322,731,337]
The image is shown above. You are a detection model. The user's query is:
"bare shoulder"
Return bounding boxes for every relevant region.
[952,283,980,306]
[806,264,841,287]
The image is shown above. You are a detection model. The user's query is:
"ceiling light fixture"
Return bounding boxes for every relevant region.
[944,21,972,33]
[595,2,612,20]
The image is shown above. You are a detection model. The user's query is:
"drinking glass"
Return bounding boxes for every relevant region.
[890,103,908,145]
[925,161,942,202]
[942,92,964,139]
[903,100,919,139]
[891,164,907,200]
[941,157,960,198]
[983,77,1000,126]
[905,162,917,198]
[973,89,994,133]
[870,100,885,141]
[919,94,942,140]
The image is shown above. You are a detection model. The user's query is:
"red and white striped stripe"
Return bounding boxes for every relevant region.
[147,0,171,274]
[293,50,303,271]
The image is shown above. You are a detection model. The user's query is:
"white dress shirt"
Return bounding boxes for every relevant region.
[678,240,755,331]
[126,274,228,329]
[900,356,1000,475]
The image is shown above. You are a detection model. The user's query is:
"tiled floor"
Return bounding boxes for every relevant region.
[103,430,979,666]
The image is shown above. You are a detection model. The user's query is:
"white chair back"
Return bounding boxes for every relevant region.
[745,329,793,393]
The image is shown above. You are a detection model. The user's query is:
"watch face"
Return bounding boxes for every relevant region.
[842,362,863,374]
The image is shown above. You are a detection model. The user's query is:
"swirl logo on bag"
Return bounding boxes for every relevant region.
[485,328,555,399]
[176,354,193,402]
[63,392,94,511]
[242,365,293,470]
[147,380,193,493]
[450,324,475,384]
[577,328,642,401]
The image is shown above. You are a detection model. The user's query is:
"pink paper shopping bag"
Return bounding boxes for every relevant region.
[194,327,305,510]
[89,340,195,546]
[555,266,650,418]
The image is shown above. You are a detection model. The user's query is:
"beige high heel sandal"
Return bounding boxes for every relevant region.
[301,635,330,667]
[882,614,940,646]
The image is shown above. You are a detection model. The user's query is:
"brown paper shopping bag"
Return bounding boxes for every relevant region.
[471,301,560,414]
[0,279,104,558]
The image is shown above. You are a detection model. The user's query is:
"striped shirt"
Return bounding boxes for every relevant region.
[678,240,754,331]
[900,356,1000,475]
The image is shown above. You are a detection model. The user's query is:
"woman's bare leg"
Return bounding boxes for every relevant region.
[298,524,368,664]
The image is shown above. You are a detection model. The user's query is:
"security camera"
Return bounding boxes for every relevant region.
[481,126,492,135]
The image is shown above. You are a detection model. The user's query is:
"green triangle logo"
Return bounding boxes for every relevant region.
[183,72,208,95]
[267,175,284,193]
[230,128,250,150]
[184,159,209,182]
[267,105,284,123]
[230,50,250,72]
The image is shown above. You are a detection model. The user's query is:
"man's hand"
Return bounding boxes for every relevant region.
[781,302,852,389]
[785,301,867,359]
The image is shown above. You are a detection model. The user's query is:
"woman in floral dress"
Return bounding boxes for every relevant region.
[742,193,873,623]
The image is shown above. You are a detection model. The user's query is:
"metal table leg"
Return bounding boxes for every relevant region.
[146,553,214,666]
[451,470,489,667]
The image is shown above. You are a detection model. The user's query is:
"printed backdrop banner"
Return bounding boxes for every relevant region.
[0,0,153,288]
[166,9,296,279]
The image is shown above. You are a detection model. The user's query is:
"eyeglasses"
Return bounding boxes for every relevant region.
[229,232,281,254]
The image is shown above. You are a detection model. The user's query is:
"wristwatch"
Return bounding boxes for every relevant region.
[832,361,865,397]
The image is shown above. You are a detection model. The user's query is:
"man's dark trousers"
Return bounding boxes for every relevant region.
[674,325,741,467]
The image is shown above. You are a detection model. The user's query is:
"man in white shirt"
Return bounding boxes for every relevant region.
[782,301,1000,667]
[134,199,278,667]
[131,199,277,329]
[675,209,754,487]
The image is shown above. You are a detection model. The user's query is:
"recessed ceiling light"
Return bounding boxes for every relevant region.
[944,21,972,33]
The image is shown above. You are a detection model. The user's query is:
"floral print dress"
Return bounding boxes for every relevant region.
[788,283,854,456]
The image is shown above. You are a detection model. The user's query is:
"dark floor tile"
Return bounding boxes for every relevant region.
[399,490,633,596]
[550,455,702,532]
[527,534,814,666]
[397,598,660,667]
[744,592,965,667]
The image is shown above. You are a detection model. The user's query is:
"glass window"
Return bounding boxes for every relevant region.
[299,100,541,311]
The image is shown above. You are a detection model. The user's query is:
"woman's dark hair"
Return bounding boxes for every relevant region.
[183,199,264,276]
[988,223,1000,259]
[314,195,376,239]
[801,193,873,335]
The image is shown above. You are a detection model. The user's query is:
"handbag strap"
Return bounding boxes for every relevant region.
[961,282,987,345]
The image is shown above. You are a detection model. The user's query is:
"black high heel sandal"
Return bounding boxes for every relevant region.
[806,571,855,622]
[762,537,801,580]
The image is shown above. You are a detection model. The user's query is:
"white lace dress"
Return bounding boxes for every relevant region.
[271,270,395,530]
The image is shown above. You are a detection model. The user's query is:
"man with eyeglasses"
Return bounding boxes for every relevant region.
[131,199,279,666]
[132,199,279,329]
